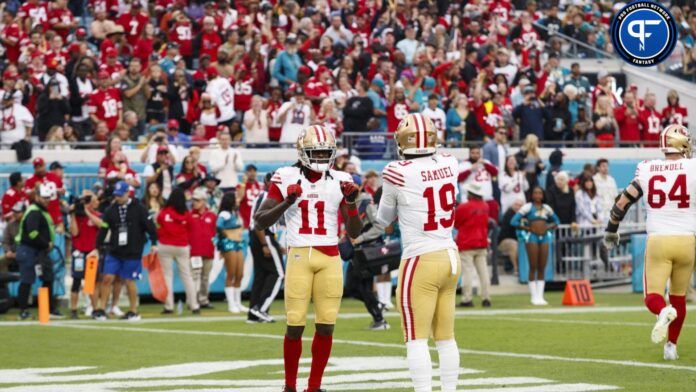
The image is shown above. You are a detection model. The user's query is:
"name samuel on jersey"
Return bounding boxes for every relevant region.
[420,167,455,182]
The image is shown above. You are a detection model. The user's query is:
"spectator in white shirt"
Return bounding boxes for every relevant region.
[0,91,33,145]
[592,158,618,223]
[205,66,236,126]
[421,94,447,143]
[140,129,179,164]
[277,87,313,144]
[243,95,270,145]
[209,131,244,192]
[499,155,529,213]
[396,23,421,65]
[322,12,354,48]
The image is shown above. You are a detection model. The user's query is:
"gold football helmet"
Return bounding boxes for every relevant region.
[297,125,337,172]
[395,113,438,158]
[660,124,692,158]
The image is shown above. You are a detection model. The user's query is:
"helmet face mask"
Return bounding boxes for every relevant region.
[297,125,337,172]
[395,113,438,158]
[660,124,693,158]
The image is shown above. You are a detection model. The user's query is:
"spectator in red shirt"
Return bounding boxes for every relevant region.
[24,157,65,228]
[454,183,492,308]
[638,92,662,145]
[196,16,222,62]
[231,63,254,116]
[117,1,148,46]
[169,12,194,68]
[89,71,123,131]
[48,0,77,41]
[68,190,103,319]
[614,91,641,143]
[661,90,688,127]
[189,188,217,308]
[2,10,22,64]
[238,164,262,228]
[156,187,200,315]
[1,172,27,221]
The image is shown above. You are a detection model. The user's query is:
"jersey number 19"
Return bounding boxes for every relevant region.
[423,183,456,231]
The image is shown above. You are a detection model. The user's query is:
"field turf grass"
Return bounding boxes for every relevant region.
[1,292,696,391]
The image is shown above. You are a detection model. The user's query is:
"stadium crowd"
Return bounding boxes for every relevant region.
[0,0,692,151]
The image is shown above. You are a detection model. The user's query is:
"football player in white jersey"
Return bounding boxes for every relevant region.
[376,113,462,392]
[604,124,696,360]
[254,125,362,392]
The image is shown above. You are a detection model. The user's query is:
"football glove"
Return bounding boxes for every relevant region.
[341,181,360,203]
[603,231,620,250]
[286,180,303,204]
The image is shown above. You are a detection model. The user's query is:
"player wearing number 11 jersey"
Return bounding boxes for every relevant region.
[377,113,462,392]
[254,125,362,392]
[604,124,696,361]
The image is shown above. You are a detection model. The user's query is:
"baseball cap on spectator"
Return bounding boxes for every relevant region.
[192,188,208,201]
[98,70,110,79]
[69,43,81,54]
[49,161,63,170]
[305,6,318,16]
[105,47,118,58]
[400,69,414,81]
[206,65,218,77]
[298,65,312,76]
[46,58,60,70]
[76,27,87,38]
[33,157,45,167]
[423,77,436,89]
[629,83,638,91]
[548,51,560,59]
[597,69,609,80]
[371,78,385,90]
[518,78,531,87]
[157,146,169,154]
[112,181,130,197]
[245,164,258,172]
[287,33,298,44]
[523,85,536,94]
[293,86,305,96]
[167,119,180,130]
[465,183,484,198]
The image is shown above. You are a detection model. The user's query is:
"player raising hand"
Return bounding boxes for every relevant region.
[376,113,462,391]
[604,124,696,361]
[254,125,362,392]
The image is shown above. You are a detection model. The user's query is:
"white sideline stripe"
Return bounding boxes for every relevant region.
[465,315,696,329]
[461,384,620,392]
[5,305,695,327]
[52,323,696,373]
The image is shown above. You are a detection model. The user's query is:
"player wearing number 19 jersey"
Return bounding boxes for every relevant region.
[254,125,362,392]
[604,125,696,361]
[377,113,462,392]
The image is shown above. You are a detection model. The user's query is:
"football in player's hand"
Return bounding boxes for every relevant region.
[286,180,303,204]
[341,181,360,203]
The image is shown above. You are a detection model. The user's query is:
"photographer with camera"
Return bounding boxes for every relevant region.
[68,190,103,319]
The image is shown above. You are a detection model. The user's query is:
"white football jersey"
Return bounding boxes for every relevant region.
[271,166,352,247]
[377,154,459,259]
[205,77,235,122]
[634,158,696,235]
[458,160,494,201]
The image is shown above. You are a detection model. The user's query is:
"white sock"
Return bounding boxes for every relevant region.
[224,287,235,310]
[377,282,391,304]
[528,282,537,302]
[406,339,432,392]
[435,339,459,392]
[537,280,545,299]
[235,288,247,310]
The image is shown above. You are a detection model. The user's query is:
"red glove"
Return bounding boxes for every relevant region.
[340,181,360,203]
[286,180,303,204]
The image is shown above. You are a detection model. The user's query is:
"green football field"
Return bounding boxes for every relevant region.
[2,292,696,391]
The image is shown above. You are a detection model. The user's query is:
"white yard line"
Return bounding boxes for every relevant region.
[5,305,695,327]
[51,323,696,373]
[463,315,696,328]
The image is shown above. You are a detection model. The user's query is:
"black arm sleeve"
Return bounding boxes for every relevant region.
[141,205,158,245]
